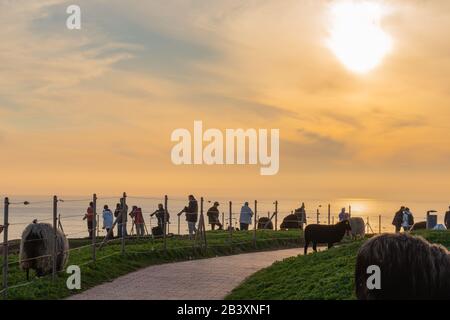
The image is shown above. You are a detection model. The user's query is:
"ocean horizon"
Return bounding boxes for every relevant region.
[1,194,448,240]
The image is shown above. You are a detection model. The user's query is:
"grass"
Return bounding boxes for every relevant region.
[0,229,303,300]
[226,230,450,300]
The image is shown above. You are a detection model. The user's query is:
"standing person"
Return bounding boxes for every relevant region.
[294,202,307,228]
[130,206,145,236]
[392,206,405,233]
[338,208,349,222]
[178,195,198,239]
[402,208,414,231]
[239,202,253,231]
[338,207,351,236]
[120,198,129,237]
[151,203,170,231]
[102,205,114,239]
[445,206,450,230]
[207,202,223,230]
[82,202,95,238]
[114,203,122,238]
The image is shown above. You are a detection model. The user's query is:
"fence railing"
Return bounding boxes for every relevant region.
[1,193,393,299]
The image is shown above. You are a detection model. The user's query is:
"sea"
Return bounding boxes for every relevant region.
[1,195,448,240]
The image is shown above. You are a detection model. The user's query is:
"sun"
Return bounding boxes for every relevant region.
[327,1,393,74]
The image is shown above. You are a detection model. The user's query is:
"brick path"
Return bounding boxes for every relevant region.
[68,248,310,300]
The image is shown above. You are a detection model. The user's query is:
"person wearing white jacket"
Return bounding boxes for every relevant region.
[102,205,114,239]
[239,202,254,231]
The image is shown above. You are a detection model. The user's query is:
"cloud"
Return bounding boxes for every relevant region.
[0,0,136,111]
[280,128,348,168]
[1,0,450,198]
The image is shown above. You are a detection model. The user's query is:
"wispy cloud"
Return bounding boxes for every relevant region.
[1,0,450,198]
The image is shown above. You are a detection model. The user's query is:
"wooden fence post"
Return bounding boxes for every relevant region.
[253,200,257,248]
[379,215,382,234]
[177,209,181,235]
[164,195,168,252]
[274,200,278,231]
[52,195,57,281]
[2,197,9,299]
[121,192,127,255]
[92,193,97,262]
[229,201,233,251]
[328,204,331,225]
[200,197,207,250]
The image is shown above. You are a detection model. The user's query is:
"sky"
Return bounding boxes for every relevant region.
[1,0,450,201]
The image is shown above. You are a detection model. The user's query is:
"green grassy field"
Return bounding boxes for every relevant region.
[226,231,450,300]
[0,229,303,300]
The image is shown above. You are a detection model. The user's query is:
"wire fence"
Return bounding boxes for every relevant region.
[1,192,436,299]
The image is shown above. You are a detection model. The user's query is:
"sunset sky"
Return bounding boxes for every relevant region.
[1,0,450,201]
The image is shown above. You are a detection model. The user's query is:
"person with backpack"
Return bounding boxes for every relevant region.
[402,207,414,231]
[207,201,223,230]
[392,206,405,233]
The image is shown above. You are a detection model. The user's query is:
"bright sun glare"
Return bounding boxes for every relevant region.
[327,1,393,74]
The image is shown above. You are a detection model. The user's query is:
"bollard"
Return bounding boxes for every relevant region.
[2,197,9,299]
[92,193,97,262]
[52,195,58,281]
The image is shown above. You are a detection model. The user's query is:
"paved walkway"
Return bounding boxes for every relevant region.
[68,248,310,300]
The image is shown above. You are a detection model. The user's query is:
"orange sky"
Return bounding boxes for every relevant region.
[1,0,450,201]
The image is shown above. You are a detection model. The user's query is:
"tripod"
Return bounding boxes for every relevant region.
[365,216,374,234]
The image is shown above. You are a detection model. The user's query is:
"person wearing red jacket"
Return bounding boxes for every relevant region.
[130,206,145,236]
[83,202,95,238]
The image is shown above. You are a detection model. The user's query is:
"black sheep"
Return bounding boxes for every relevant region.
[304,220,351,254]
[355,233,450,300]
[257,217,273,230]
[280,214,302,229]
[410,221,426,231]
